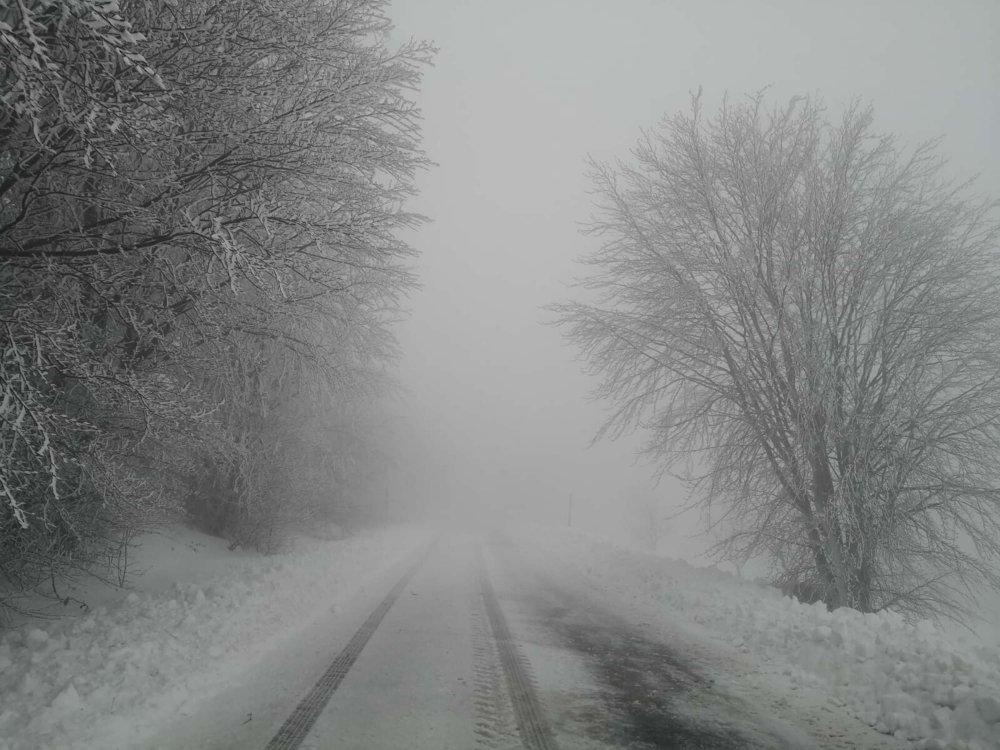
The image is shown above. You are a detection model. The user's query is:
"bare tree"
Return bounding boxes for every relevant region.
[554,93,1000,618]
[1,0,430,614]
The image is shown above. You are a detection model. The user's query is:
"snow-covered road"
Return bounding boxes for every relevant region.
[5,525,995,749]
[145,532,908,749]
[486,533,908,750]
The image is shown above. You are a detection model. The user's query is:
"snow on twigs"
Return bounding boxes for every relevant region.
[527,527,1000,750]
[0,524,429,750]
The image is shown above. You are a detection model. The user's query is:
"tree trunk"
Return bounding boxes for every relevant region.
[808,411,850,608]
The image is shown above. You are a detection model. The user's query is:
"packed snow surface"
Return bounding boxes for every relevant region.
[0,523,430,750]
[520,526,1000,750]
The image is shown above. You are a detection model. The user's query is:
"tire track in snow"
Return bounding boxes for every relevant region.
[478,545,560,750]
[264,541,436,750]
[471,585,519,748]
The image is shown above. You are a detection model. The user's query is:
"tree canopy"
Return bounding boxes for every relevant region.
[555,93,1000,617]
[1,0,430,615]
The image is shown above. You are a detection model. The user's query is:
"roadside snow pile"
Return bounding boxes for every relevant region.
[0,524,429,750]
[526,527,1000,750]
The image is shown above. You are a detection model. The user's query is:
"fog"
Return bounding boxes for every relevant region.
[384,0,1000,557]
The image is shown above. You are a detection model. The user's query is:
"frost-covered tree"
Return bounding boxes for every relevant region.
[1,0,429,614]
[554,93,1000,618]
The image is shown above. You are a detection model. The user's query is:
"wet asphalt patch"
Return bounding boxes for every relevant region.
[538,606,750,749]
[495,548,799,750]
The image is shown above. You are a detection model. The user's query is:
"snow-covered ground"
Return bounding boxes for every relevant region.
[519,525,1000,750]
[0,523,431,750]
[2,520,997,750]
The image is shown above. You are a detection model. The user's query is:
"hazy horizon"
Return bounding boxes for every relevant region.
[384,0,1000,560]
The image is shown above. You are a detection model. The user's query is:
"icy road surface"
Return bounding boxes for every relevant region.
[145,532,904,750]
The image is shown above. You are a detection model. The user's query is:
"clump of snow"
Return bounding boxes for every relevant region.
[523,526,1000,750]
[0,523,430,750]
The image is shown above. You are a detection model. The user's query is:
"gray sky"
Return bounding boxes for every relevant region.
[386,0,1000,555]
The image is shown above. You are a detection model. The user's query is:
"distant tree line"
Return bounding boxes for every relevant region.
[556,93,1000,620]
[1,0,430,616]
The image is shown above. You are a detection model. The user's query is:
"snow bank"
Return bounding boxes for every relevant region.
[0,523,430,750]
[524,526,1000,750]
